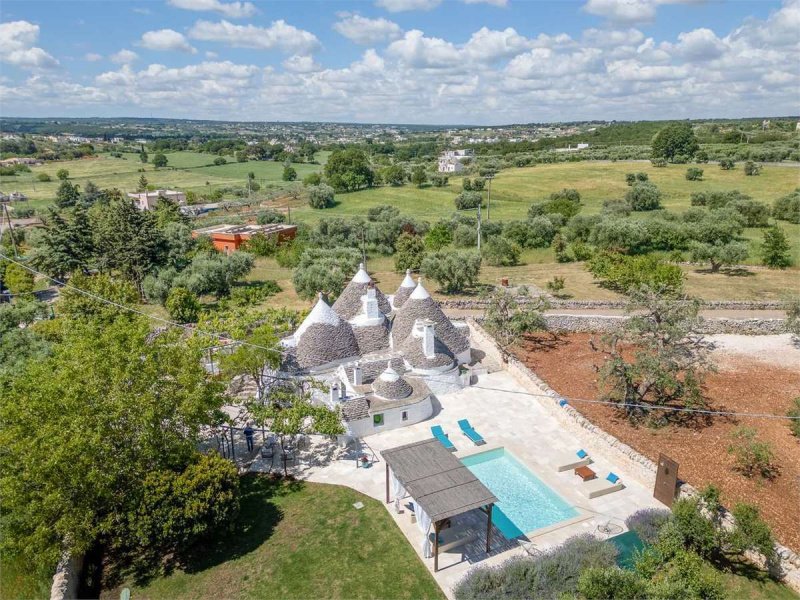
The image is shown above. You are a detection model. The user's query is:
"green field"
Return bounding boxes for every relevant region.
[0,150,329,211]
[100,477,443,600]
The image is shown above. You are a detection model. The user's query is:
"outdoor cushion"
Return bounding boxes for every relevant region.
[607,472,620,484]
[577,449,588,459]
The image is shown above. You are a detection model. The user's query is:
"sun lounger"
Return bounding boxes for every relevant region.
[457,419,485,446]
[429,528,478,553]
[584,472,625,499]
[555,449,592,472]
[431,425,456,452]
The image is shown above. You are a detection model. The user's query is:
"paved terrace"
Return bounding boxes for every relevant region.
[294,369,666,598]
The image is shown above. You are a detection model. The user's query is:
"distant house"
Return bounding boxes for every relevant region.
[554,143,589,153]
[192,223,297,254]
[127,189,186,211]
[0,157,42,167]
[0,191,28,203]
[437,149,473,173]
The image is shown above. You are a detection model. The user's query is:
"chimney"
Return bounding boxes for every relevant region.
[423,321,435,359]
[361,283,380,320]
[329,383,339,403]
[339,380,346,399]
[353,362,363,386]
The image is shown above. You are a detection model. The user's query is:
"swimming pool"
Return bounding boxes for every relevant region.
[462,448,578,539]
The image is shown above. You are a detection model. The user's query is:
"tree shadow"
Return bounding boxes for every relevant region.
[519,330,567,353]
[693,267,755,277]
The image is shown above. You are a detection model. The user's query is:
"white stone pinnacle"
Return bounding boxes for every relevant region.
[400,269,416,289]
[294,293,341,340]
[410,277,430,300]
[352,262,372,284]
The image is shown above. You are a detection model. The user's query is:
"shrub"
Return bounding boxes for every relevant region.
[651,158,667,167]
[625,508,673,544]
[648,548,724,600]
[729,198,770,227]
[56,168,69,180]
[761,226,792,268]
[527,216,557,248]
[307,183,335,209]
[36,173,51,182]
[695,150,709,163]
[625,172,636,186]
[636,172,649,182]
[571,241,593,262]
[588,252,684,293]
[728,426,777,479]
[744,161,761,176]
[454,191,483,210]
[241,232,278,257]
[788,397,800,438]
[625,182,662,211]
[728,503,775,561]
[165,287,200,323]
[4,262,35,295]
[430,173,449,187]
[483,236,520,267]
[256,209,286,224]
[577,567,647,600]
[226,280,281,307]
[213,156,227,166]
[394,232,426,272]
[421,250,481,293]
[424,222,452,250]
[282,165,297,181]
[303,172,322,186]
[453,224,478,248]
[602,199,632,216]
[671,498,718,559]
[546,275,565,295]
[719,158,735,170]
[772,190,800,224]
[685,167,704,181]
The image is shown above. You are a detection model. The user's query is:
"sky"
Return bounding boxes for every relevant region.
[0,0,797,125]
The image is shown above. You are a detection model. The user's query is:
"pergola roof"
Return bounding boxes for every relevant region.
[381,438,497,522]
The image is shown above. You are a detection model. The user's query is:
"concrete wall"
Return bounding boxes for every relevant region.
[466,317,800,592]
[347,395,434,438]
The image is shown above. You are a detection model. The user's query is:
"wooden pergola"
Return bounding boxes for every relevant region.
[381,438,498,572]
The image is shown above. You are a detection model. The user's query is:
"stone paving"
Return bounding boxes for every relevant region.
[295,369,666,599]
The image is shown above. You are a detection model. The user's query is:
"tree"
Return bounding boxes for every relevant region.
[728,427,777,480]
[56,168,69,181]
[137,174,149,192]
[430,173,449,187]
[82,181,103,205]
[588,252,684,293]
[394,232,426,272]
[382,164,406,186]
[217,316,282,401]
[29,206,94,278]
[58,272,139,324]
[424,222,452,250]
[744,161,761,176]
[760,226,792,269]
[3,262,34,295]
[213,156,227,166]
[292,247,361,300]
[454,191,483,210]
[152,153,168,169]
[0,317,228,576]
[651,122,699,160]
[483,236,521,266]
[307,183,335,209]
[482,287,548,358]
[282,165,297,181]
[140,150,148,164]
[165,287,201,323]
[410,165,427,187]
[526,216,558,248]
[55,180,81,208]
[772,190,800,224]
[420,249,481,293]
[625,173,636,186]
[324,148,374,192]
[0,301,50,382]
[592,286,712,425]
[719,158,734,170]
[625,182,662,211]
[690,240,748,272]
[685,167,703,181]
[303,172,322,186]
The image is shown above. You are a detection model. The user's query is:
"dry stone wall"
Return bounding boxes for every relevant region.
[466,317,800,592]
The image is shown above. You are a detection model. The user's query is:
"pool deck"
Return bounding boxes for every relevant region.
[302,368,667,598]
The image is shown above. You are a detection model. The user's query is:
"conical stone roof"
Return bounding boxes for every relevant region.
[332,263,391,319]
[371,361,413,400]
[392,279,470,355]
[392,269,416,309]
[296,294,359,368]
[400,329,455,370]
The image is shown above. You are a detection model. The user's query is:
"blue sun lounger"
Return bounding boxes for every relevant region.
[458,419,486,445]
[431,425,456,452]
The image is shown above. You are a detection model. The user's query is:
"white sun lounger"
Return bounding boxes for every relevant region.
[584,476,625,499]
[555,450,592,472]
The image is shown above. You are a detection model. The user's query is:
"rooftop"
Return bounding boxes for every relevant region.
[193,223,296,236]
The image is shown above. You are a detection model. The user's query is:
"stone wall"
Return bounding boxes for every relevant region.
[442,298,788,311]
[466,318,800,592]
[542,314,788,335]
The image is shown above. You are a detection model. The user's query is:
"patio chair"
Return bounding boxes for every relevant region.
[431,425,456,452]
[554,449,592,472]
[457,419,486,446]
[518,539,542,557]
[583,472,625,499]
[260,443,275,460]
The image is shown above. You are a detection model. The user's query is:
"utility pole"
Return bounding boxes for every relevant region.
[485,173,494,221]
[477,204,482,252]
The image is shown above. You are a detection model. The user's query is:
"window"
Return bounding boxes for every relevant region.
[401,411,408,421]
[373,414,384,427]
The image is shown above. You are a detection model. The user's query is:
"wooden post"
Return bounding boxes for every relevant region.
[433,520,441,572]
[385,462,390,504]
[229,425,236,460]
[486,503,493,553]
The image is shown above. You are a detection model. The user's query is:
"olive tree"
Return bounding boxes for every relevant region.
[421,249,481,293]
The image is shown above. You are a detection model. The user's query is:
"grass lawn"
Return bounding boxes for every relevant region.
[714,558,799,600]
[0,555,52,600]
[101,476,444,600]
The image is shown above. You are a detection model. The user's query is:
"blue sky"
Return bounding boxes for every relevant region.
[1,0,797,124]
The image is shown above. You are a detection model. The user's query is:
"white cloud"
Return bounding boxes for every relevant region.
[463,27,531,62]
[188,19,320,54]
[463,0,508,5]
[375,0,441,11]
[84,52,103,62]
[132,7,152,15]
[282,54,321,73]
[607,59,688,81]
[0,21,59,69]
[729,0,800,47]
[582,28,645,47]
[167,0,257,19]
[140,29,197,53]
[673,28,725,60]
[386,30,460,68]
[583,0,703,24]
[110,49,139,64]
[205,50,218,58]
[333,14,403,45]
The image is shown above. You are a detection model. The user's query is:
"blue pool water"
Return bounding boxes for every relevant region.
[462,448,578,539]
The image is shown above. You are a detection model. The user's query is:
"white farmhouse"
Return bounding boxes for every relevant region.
[437,149,473,173]
[127,189,186,211]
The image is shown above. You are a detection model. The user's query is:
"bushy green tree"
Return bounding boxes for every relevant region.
[410,165,427,187]
[55,180,81,208]
[3,262,34,295]
[454,191,483,210]
[760,226,792,268]
[482,236,520,266]
[381,164,406,186]
[307,183,335,209]
[292,247,361,300]
[165,287,201,323]
[56,168,69,180]
[719,158,735,170]
[152,152,168,168]
[588,252,684,293]
[744,160,761,176]
[430,173,448,187]
[424,222,452,250]
[685,167,704,181]
[302,172,322,186]
[324,148,374,192]
[421,249,481,293]
[394,232,426,272]
[625,182,662,211]
[690,240,748,272]
[772,189,800,223]
[728,503,775,561]
[0,301,50,382]
[29,206,94,278]
[213,156,227,166]
[652,122,699,160]
[282,165,297,181]
[58,272,140,323]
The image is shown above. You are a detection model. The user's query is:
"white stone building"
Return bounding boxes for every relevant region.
[126,189,186,211]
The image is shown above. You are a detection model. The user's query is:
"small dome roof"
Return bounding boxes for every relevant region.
[371,361,413,400]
